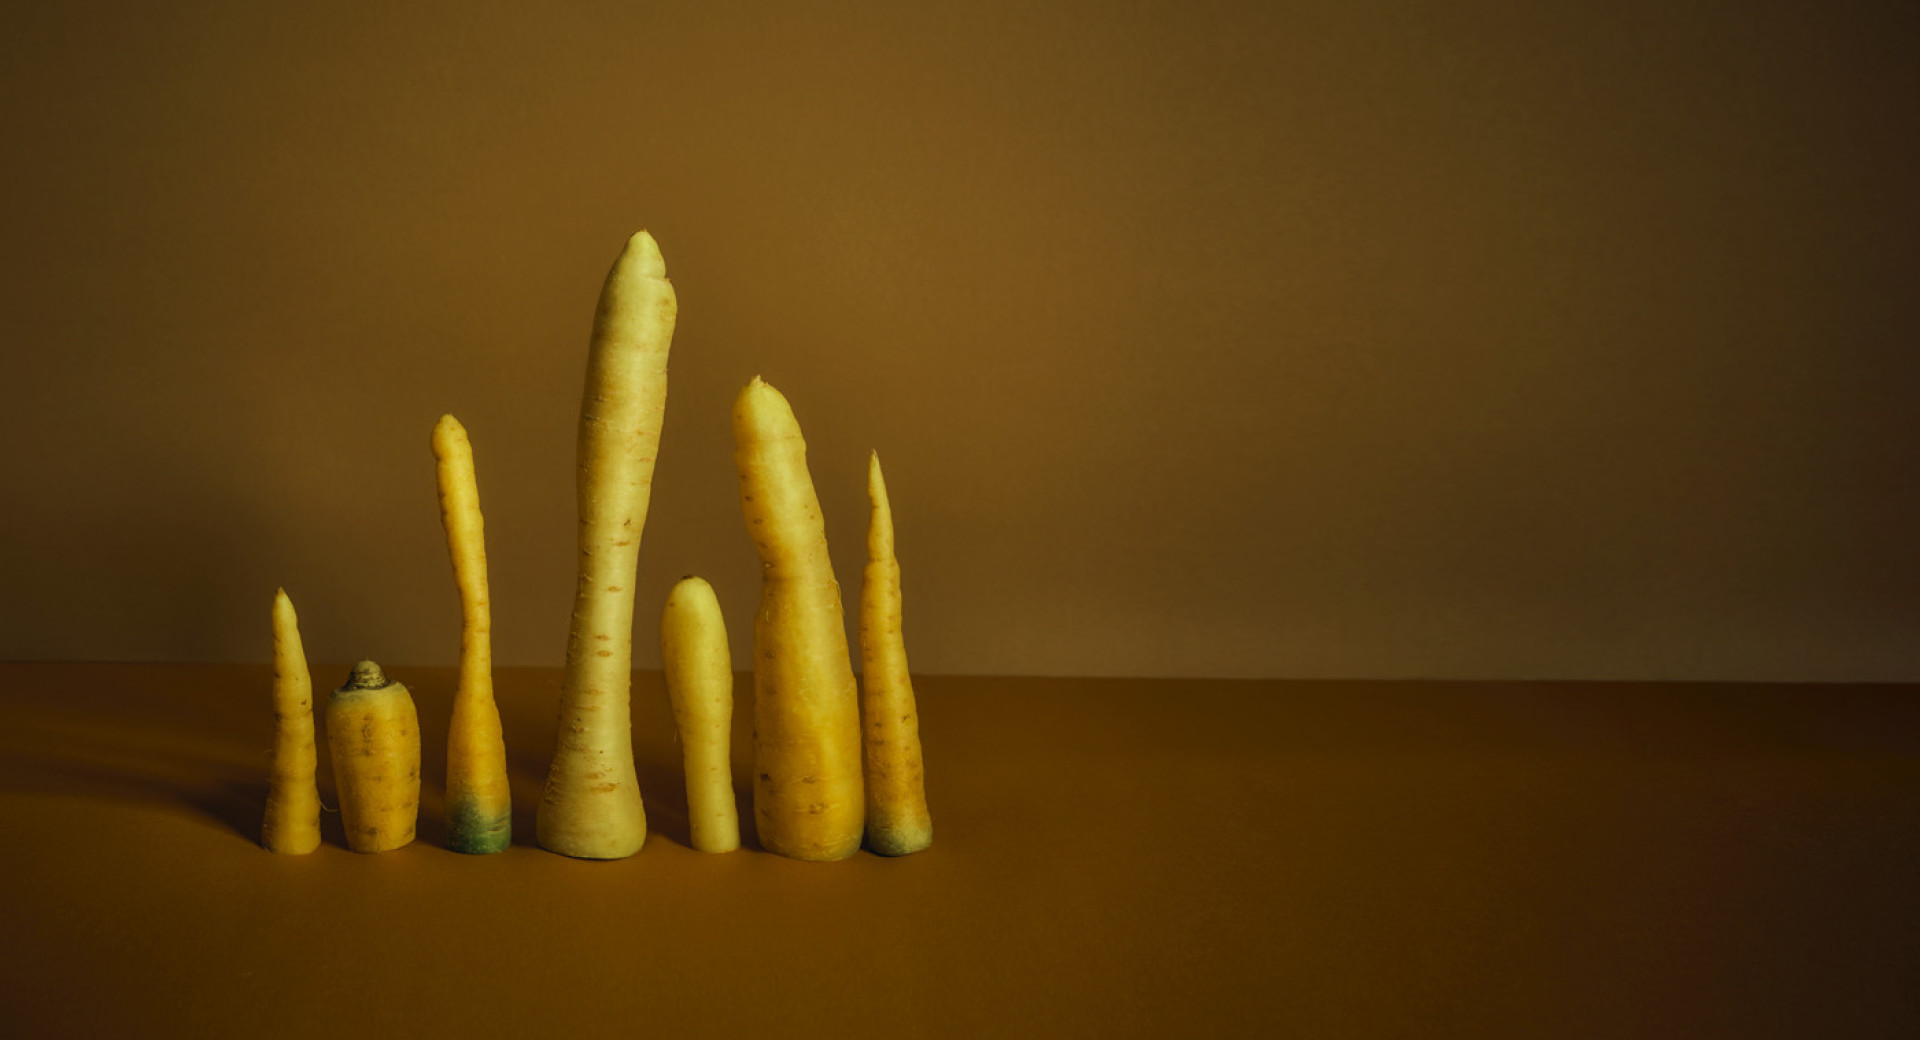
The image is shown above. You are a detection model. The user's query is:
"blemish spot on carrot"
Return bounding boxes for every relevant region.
[607,585,622,592]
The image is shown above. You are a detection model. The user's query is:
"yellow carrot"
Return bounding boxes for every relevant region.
[432,413,512,854]
[537,230,677,859]
[262,588,320,854]
[732,377,864,861]
[860,453,932,855]
[327,660,420,853]
[661,576,740,853]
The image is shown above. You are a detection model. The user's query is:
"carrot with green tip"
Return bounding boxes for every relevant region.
[327,660,420,853]
[662,575,740,853]
[538,230,677,859]
[860,452,932,855]
[262,588,320,854]
[433,413,512,854]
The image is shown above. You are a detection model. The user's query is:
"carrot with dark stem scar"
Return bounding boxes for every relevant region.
[327,660,420,853]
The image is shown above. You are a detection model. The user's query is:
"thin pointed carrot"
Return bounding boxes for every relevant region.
[262,588,320,854]
[860,452,932,855]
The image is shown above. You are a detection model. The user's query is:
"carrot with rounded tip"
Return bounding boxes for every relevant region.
[661,576,740,853]
[860,453,932,855]
[262,588,320,854]
[538,230,677,859]
[432,414,512,854]
[732,376,864,861]
[327,660,420,853]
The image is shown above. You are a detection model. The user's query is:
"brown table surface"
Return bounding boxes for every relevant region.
[1,663,1915,1038]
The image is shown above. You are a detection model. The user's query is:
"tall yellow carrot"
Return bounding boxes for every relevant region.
[327,660,420,853]
[860,453,932,855]
[262,588,320,854]
[732,376,864,861]
[661,576,740,853]
[432,413,512,854]
[537,230,677,859]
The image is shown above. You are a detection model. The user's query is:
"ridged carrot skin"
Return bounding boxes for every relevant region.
[262,588,320,854]
[732,377,864,861]
[327,661,420,853]
[860,453,932,855]
[432,414,512,854]
[538,230,676,860]
[661,576,740,853]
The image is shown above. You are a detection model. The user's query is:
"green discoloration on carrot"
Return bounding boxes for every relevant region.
[447,799,512,855]
[434,413,514,855]
[861,452,932,856]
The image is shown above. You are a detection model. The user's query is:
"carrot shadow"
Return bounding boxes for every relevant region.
[501,729,548,849]
[0,744,267,845]
[183,777,271,842]
[635,754,692,850]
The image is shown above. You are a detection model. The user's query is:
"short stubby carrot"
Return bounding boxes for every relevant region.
[327,660,420,853]
[662,576,740,853]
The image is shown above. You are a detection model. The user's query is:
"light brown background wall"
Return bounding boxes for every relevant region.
[2,1,1915,680]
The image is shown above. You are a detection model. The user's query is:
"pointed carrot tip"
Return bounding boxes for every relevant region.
[625,230,666,277]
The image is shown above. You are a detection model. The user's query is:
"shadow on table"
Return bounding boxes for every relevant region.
[0,728,268,842]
